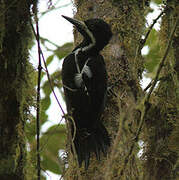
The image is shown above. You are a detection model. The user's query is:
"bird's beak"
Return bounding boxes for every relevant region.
[62,15,86,31]
[62,15,96,49]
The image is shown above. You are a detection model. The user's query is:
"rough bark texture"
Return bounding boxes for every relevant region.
[63,0,179,180]
[143,1,179,179]
[0,1,35,179]
[64,0,148,179]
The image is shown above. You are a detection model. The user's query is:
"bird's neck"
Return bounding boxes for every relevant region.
[73,39,100,57]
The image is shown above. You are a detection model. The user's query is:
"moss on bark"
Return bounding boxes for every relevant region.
[64,1,149,179]
[0,1,35,179]
[143,2,179,179]
[62,1,179,179]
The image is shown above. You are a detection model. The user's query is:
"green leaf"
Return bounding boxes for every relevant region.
[40,70,63,125]
[41,97,50,125]
[143,28,161,77]
[40,81,53,124]
[41,124,66,152]
[55,42,73,60]
[151,0,162,5]
[41,155,62,174]
[50,70,63,88]
[145,28,157,46]
[40,124,66,174]
[26,116,36,143]
[40,71,46,81]
[46,55,54,66]
[26,41,70,176]
[42,81,52,96]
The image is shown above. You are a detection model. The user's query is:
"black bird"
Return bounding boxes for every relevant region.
[61,15,112,169]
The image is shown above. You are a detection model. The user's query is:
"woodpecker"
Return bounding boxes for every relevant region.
[61,15,112,169]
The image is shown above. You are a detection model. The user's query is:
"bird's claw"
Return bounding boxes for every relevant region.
[107,86,117,97]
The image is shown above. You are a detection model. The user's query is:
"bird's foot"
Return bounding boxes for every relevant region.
[107,86,117,97]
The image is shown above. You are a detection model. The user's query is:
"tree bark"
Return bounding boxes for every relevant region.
[0,1,34,179]
[143,1,179,179]
[64,0,148,179]
[63,1,179,180]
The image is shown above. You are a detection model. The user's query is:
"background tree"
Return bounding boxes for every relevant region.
[0,1,35,179]
[0,0,70,179]
[143,1,179,179]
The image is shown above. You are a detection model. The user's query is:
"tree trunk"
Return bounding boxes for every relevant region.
[143,1,179,179]
[64,0,148,179]
[0,1,34,179]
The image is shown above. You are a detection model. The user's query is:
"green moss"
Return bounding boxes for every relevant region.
[0,1,5,53]
[0,157,16,174]
[0,1,35,179]
[66,1,149,179]
[142,2,179,178]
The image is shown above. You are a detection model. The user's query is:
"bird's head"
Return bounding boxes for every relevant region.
[62,15,112,53]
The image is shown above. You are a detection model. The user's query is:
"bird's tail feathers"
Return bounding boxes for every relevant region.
[73,123,110,169]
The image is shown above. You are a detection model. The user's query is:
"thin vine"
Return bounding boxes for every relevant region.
[30,14,82,180]
[34,13,42,180]
[119,15,178,178]
[134,8,165,60]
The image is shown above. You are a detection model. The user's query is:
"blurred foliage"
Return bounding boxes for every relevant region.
[40,124,66,174]
[143,28,162,78]
[142,0,163,78]
[27,37,73,178]
[55,42,74,60]
[151,0,162,4]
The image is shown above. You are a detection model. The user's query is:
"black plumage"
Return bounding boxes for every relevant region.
[61,15,112,169]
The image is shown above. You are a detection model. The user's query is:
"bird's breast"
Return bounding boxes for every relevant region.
[74,58,93,88]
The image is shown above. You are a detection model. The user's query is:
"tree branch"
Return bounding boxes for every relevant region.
[141,9,165,49]
[119,15,178,178]
[135,8,165,59]
[146,16,178,102]
[40,37,60,48]
[40,2,71,18]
